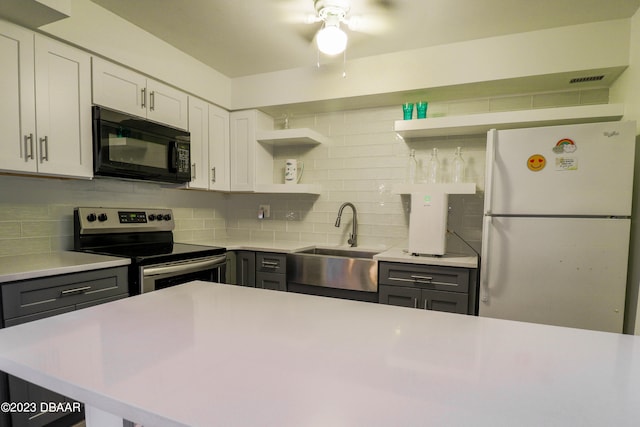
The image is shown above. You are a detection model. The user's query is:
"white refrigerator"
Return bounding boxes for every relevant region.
[480,120,635,333]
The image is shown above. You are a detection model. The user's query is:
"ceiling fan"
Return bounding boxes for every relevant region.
[309,0,351,55]
[285,0,395,56]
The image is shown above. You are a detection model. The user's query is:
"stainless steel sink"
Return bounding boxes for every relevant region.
[287,247,379,293]
[296,247,377,259]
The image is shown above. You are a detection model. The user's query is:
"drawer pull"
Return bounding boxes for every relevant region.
[60,286,91,296]
[411,274,433,282]
[388,277,458,287]
[261,260,280,268]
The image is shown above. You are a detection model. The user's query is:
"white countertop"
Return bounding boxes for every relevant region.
[373,247,479,268]
[202,238,316,253]
[190,238,479,268]
[0,251,131,283]
[0,281,639,426]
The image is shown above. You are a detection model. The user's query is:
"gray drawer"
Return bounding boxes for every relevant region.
[379,262,469,293]
[256,271,287,292]
[2,266,128,320]
[256,252,286,274]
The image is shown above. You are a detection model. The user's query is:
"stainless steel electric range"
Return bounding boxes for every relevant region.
[74,207,226,295]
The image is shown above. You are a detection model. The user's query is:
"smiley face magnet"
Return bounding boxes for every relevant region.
[527,154,546,172]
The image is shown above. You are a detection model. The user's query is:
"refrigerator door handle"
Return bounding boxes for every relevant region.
[479,215,492,305]
[484,129,497,214]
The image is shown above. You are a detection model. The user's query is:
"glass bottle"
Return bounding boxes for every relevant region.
[407,149,418,184]
[426,147,440,184]
[451,146,466,183]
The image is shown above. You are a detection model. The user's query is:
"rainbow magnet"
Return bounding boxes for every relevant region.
[553,138,577,154]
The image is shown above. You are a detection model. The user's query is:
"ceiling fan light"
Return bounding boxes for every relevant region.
[316,25,347,55]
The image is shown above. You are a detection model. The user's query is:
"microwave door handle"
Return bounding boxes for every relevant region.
[169,141,178,172]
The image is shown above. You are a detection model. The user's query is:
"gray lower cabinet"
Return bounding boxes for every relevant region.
[255,253,286,291]
[378,262,478,315]
[0,266,128,427]
[233,251,286,291]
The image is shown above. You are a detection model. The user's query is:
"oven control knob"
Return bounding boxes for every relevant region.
[98,213,108,222]
[86,213,97,222]
[163,214,172,221]
[148,214,156,221]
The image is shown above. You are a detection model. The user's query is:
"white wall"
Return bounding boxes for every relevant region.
[231,20,630,110]
[611,9,640,334]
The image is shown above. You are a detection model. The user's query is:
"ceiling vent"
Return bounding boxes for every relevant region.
[569,75,605,84]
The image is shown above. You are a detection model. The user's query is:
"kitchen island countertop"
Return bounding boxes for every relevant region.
[0,251,131,283]
[0,281,638,426]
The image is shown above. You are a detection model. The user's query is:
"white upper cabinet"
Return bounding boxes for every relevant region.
[91,58,145,117]
[208,104,230,192]
[188,97,230,192]
[34,35,92,178]
[187,97,210,190]
[0,21,92,179]
[0,21,36,174]
[229,110,258,192]
[146,79,188,130]
[92,57,188,130]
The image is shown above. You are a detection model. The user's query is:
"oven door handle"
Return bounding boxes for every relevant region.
[142,255,226,277]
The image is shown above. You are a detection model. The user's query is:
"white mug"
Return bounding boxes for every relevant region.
[284,159,303,184]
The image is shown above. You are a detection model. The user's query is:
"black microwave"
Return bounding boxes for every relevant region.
[92,106,191,184]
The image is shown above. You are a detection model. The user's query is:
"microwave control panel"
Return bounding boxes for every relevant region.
[176,143,190,174]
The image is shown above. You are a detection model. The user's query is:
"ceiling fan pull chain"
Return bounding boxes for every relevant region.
[342,49,347,78]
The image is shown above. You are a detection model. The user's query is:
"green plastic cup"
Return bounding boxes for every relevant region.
[402,103,414,120]
[416,102,428,119]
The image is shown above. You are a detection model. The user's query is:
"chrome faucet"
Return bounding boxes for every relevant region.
[335,202,358,247]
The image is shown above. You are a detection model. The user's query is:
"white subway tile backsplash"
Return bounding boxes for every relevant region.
[0,222,21,238]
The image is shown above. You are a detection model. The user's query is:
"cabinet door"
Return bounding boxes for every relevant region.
[34,35,92,178]
[256,272,286,292]
[146,78,188,130]
[236,251,256,287]
[229,110,255,191]
[208,104,230,191]
[0,21,36,174]
[8,375,77,427]
[5,302,75,427]
[91,57,146,118]
[187,97,210,190]
[422,290,468,314]
[379,284,421,308]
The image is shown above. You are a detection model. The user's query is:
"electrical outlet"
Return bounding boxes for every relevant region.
[259,204,271,218]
